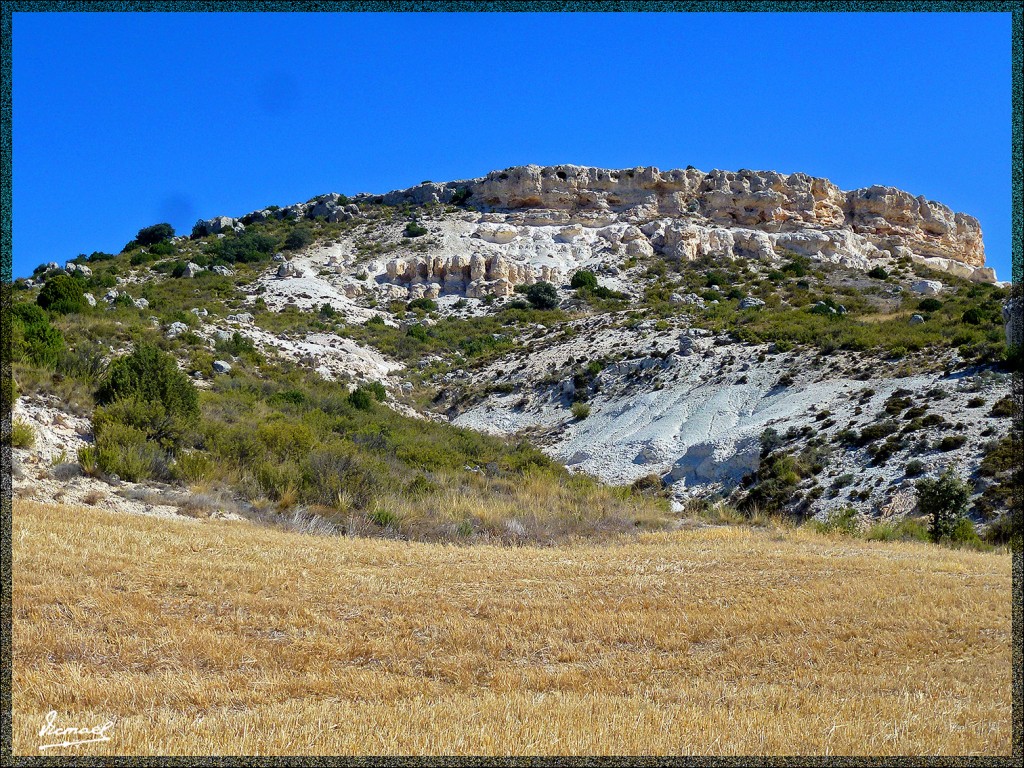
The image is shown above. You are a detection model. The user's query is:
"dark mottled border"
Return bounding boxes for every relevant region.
[1,1,1021,764]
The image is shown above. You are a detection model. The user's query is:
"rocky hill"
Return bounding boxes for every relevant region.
[8,165,1019,545]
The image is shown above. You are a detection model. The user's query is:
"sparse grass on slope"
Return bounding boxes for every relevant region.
[12,500,1012,756]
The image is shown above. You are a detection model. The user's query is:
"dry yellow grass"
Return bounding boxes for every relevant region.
[11,499,1012,756]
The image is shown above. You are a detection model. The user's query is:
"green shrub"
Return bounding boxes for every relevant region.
[404,220,428,238]
[938,435,967,452]
[136,222,175,246]
[857,420,899,446]
[867,266,889,279]
[348,385,377,410]
[905,459,925,477]
[570,270,599,291]
[95,420,167,481]
[570,402,591,420]
[284,225,314,251]
[948,517,985,548]
[408,297,438,312]
[450,186,472,206]
[37,274,87,315]
[11,303,65,368]
[77,446,98,476]
[961,307,984,325]
[781,258,808,277]
[918,297,943,312]
[988,396,1014,418]
[95,344,199,451]
[214,231,279,263]
[11,419,36,449]
[916,468,971,542]
[525,282,559,310]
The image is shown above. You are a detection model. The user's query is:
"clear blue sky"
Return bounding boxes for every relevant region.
[11,11,1013,280]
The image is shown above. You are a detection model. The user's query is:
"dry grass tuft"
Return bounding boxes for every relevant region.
[12,500,1012,756]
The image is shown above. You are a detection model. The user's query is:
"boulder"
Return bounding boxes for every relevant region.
[277,261,299,278]
[65,261,92,277]
[133,297,149,310]
[182,262,205,278]
[226,312,253,324]
[911,279,944,295]
[738,296,766,310]
[166,321,190,338]
[212,360,232,374]
[909,314,925,325]
[193,216,243,236]
[191,307,209,317]
[83,293,96,307]
[212,265,234,276]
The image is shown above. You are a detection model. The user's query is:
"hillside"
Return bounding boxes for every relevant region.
[7,164,1020,545]
[10,499,1013,756]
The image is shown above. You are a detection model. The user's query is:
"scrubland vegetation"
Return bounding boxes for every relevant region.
[7,204,1018,546]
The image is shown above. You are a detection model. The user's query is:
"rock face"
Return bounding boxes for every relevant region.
[362,165,993,288]
[192,216,244,237]
[460,165,986,268]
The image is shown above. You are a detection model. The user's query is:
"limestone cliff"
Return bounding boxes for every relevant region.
[371,165,991,283]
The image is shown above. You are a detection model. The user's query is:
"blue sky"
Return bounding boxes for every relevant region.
[11,11,1013,280]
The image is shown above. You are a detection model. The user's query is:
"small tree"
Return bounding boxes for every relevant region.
[916,468,971,542]
[136,222,175,246]
[525,281,559,310]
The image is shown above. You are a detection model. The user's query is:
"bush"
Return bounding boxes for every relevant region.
[905,459,925,477]
[136,222,175,246]
[525,282,559,310]
[450,186,472,206]
[570,402,591,420]
[916,468,971,542]
[938,434,967,452]
[988,396,1014,418]
[214,231,279,263]
[570,270,598,291]
[918,297,943,312]
[11,303,65,368]
[961,307,984,325]
[37,274,87,315]
[94,420,167,481]
[95,344,199,451]
[404,220,428,238]
[407,298,437,312]
[867,266,889,279]
[11,419,36,449]
[284,225,314,251]
[348,382,385,410]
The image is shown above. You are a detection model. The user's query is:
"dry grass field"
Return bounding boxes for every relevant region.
[10,499,1013,756]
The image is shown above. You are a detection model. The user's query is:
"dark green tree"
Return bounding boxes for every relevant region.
[36,274,87,315]
[95,344,199,450]
[525,281,559,310]
[136,222,175,246]
[916,468,971,542]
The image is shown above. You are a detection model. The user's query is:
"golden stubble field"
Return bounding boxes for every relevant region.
[10,499,1013,756]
